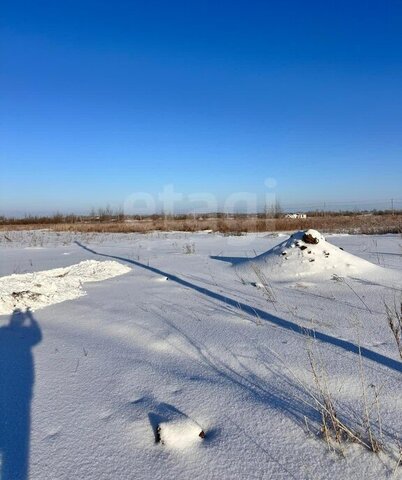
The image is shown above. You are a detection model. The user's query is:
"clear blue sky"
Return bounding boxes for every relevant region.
[1,0,402,215]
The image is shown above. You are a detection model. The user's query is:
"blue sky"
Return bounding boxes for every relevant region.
[1,0,402,215]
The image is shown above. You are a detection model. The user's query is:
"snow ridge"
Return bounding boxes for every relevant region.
[0,260,131,314]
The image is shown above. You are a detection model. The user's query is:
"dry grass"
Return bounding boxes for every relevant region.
[385,298,402,359]
[306,343,383,454]
[0,213,401,234]
[267,340,390,457]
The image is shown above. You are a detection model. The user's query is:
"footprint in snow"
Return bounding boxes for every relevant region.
[43,428,62,441]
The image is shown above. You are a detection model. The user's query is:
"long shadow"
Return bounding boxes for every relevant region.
[75,241,402,373]
[0,308,42,480]
[210,255,249,265]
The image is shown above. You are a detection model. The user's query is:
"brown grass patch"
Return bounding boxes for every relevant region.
[0,214,401,235]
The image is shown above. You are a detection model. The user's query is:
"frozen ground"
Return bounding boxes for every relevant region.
[0,230,401,480]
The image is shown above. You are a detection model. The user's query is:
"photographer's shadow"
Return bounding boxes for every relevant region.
[0,308,42,480]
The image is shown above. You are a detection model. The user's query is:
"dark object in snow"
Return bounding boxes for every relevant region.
[302,232,320,244]
[11,290,41,300]
[339,247,344,251]
[155,426,161,443]
[199,431,206,439]
[281,251,287,256]
[300,245,307,251]
[309,258,315,262]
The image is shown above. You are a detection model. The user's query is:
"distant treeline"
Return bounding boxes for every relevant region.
[1,207,401,225]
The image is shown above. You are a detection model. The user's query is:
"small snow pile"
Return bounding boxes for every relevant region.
[236,229,380,282]
[157,418,205,449]
[0,260,131,315]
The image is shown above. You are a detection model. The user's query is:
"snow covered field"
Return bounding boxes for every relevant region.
[0,230,401,480]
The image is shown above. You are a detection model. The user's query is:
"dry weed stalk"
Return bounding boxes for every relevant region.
[249,262,277,310]
[266,342,373,453]
[384,298,402,359]
[357,345,382,453]
[332,274,372,313]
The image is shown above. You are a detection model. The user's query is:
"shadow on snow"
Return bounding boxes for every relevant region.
[75,241,402,374]
[0,308,42,480]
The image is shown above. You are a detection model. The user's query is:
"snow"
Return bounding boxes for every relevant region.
[235,229,386,282]
[0,260,131,315]
[0,230,401,479]
[156,407,205,449]
[158,419,204,449]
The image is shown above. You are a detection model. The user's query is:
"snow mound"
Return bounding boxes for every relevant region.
[157,418,205,449]
[0,260,131,315]
[235,229,380,282]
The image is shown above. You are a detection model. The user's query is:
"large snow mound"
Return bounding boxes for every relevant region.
[0,260,131,314]
[235,229,380,282]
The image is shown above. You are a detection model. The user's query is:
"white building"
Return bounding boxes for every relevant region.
[285,213,307,219]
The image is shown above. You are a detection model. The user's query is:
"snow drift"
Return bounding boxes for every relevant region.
[0,260,131,315]
[235,229,380,282]
[157,417,205,449]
